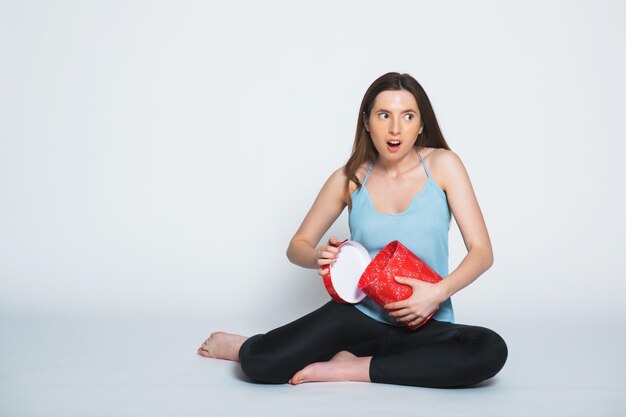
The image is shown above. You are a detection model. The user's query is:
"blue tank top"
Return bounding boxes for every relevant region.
[348,152,455,325]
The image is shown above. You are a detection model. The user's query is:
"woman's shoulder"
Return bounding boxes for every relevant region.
[426,148,465,192]
[345,162,371,194]
[326,162,370,203]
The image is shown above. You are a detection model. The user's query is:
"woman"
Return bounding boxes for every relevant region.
[197,72,508,388]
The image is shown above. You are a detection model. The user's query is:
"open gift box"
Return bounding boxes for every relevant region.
[322,239,442,330]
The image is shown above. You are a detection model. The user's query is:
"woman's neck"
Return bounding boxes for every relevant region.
[374,148,424,178]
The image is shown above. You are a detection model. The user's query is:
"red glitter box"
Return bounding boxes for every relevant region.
[323,239,442,330]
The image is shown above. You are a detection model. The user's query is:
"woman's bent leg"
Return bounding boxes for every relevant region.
[238,300,389,384]
[369,319,508,388]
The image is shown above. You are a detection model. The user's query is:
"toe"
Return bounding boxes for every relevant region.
[291,370,303,384]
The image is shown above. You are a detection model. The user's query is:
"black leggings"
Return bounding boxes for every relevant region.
[238,300,508,388]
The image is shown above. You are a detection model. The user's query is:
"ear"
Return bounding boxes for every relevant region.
[363,112,369,132]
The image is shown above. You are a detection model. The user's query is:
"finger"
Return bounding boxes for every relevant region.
[395,311,413,321]
[409,316,425,327]
[392,309,415,320]
[384,301,405,310]
[318,257,338,266]
[394,276,411,287]
[386,306,398,316]
[389,308,411,318]
[319,267,329,276]
[396,312,417,323]
[324,246,341,255]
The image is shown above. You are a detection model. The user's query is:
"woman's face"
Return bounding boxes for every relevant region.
[364,89,423,158]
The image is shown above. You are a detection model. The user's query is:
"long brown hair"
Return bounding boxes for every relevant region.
[343,72,451,211]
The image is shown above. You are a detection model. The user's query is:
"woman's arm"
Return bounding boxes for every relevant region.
[434,149,494,299]
[286,167,348,270]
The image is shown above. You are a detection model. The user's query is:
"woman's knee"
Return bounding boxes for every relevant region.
[238,334,292,384]
[470,326,508,382]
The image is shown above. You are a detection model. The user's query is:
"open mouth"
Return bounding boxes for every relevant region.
[386,140,401,148]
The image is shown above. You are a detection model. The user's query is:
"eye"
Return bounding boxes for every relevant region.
[377,113,389,120]
[404,114,414,121]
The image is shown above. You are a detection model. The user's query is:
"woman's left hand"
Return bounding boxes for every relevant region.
[383,276,447,328]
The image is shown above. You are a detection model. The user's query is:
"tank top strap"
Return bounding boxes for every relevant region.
[417,152,431,178]
[362,162,374,185]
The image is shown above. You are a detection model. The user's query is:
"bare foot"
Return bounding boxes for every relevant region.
[197,332,248,362]
[288,350,372,385]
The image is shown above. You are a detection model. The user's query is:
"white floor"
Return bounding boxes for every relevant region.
[1,311,624,417]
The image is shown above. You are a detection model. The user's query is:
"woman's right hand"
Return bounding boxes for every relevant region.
[316,236,342,278]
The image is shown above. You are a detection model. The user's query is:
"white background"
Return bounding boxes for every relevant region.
[2,2,625,416]
[2,0,626,341]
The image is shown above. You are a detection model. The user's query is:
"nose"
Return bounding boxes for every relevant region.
[389,116,401,135]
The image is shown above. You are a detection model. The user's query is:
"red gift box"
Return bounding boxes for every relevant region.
[358,240,443,330]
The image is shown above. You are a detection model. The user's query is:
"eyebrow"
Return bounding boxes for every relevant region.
[375,108,417,113]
